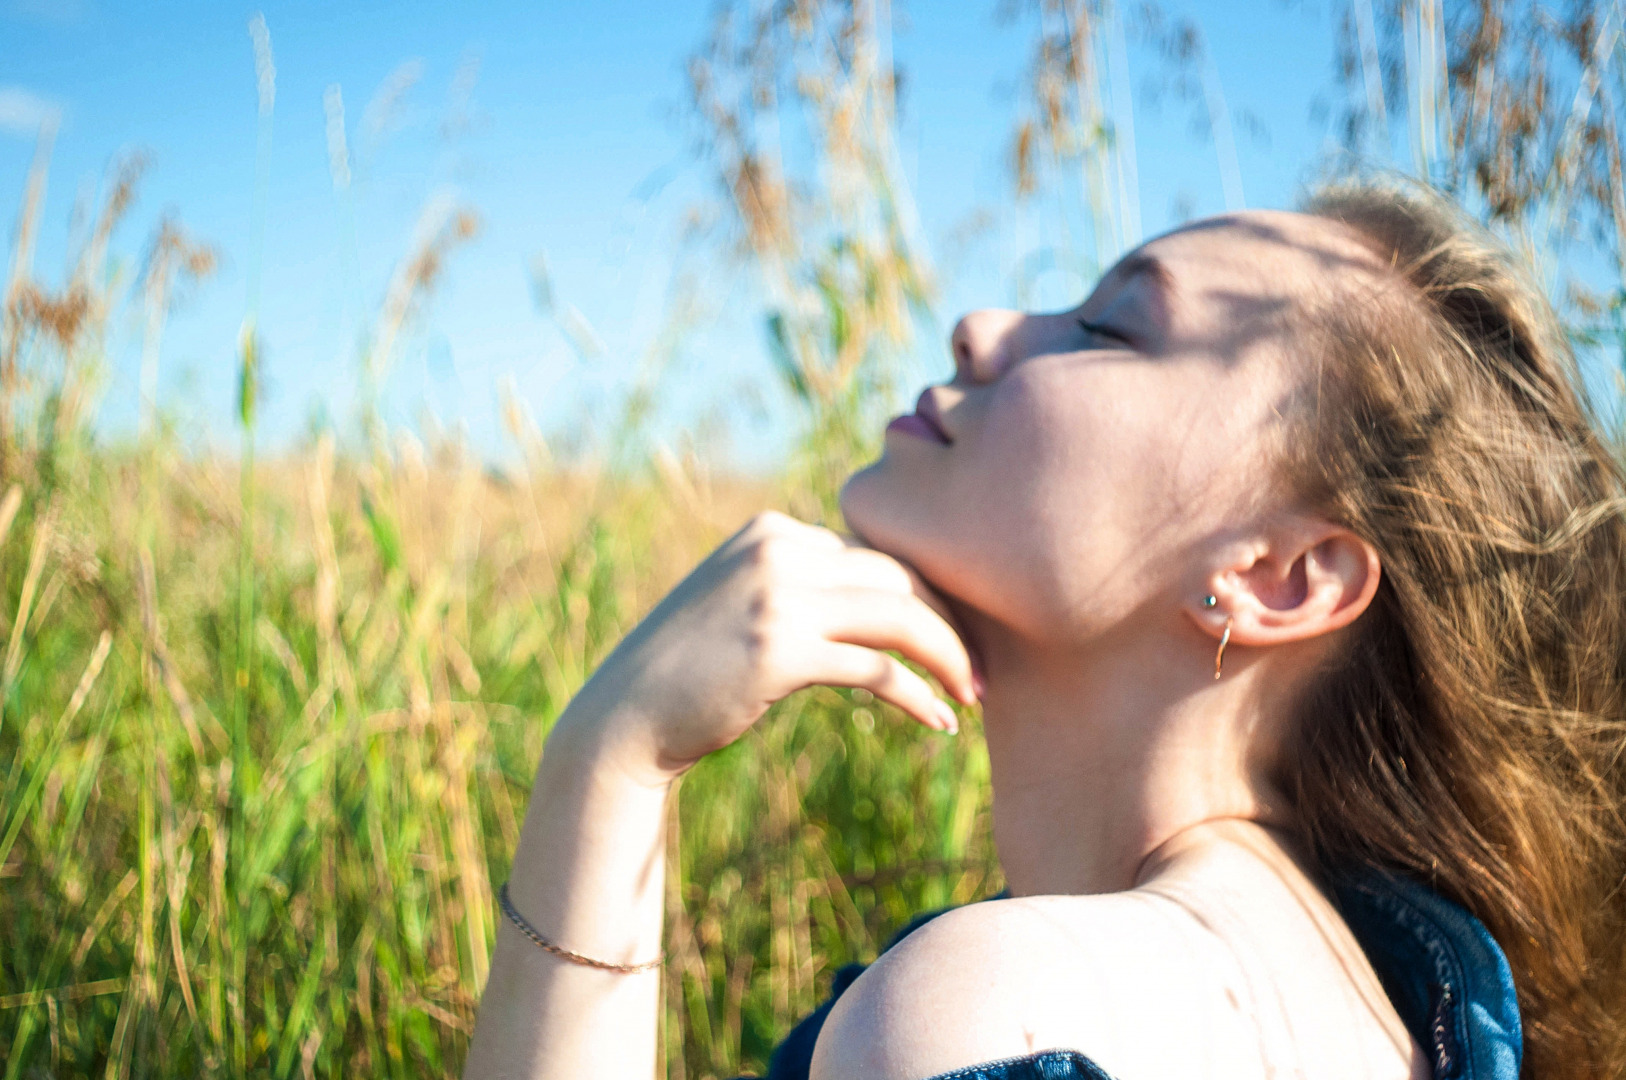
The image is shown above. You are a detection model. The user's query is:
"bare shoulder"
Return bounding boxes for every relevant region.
[809,840,1426,1080]
[809,889,1249,1080]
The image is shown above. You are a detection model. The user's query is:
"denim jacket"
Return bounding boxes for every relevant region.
[740,868,1521,1080]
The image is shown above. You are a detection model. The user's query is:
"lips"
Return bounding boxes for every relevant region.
[910,388,953,444]
[884,387,953,445]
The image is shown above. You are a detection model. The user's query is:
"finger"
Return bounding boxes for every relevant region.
[758,511,847,549]
[813,587,977,705]
[810,641,960,734]
[823,545,918,594]
[723,512,843,565]
[834,537,965,632]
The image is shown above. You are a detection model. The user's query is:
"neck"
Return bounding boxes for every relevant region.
[962,608,1295,898]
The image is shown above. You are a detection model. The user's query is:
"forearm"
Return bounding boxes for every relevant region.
[464,709,674,1080]
[461,512,974,1078]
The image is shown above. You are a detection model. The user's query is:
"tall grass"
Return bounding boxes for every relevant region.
[0,404,998,1077]
[0,56,997,1074]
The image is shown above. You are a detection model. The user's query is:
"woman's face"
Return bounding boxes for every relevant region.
[840,210,1370,644]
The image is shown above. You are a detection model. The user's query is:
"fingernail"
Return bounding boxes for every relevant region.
[937,701,959,735]
[971,671,986,701]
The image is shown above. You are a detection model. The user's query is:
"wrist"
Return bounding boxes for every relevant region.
[506,714,675,934]
[544,694,688,791]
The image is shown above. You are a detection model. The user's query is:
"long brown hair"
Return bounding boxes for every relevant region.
[1285,179,1626,1079]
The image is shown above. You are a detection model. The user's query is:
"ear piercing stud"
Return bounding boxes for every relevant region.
[1201,594,1218,608]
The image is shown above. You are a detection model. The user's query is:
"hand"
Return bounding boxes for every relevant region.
[555,510,979,784]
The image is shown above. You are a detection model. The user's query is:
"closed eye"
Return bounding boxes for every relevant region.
[1077,318,1131,346]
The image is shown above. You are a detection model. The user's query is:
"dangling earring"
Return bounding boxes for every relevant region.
[1213,617,1233,680]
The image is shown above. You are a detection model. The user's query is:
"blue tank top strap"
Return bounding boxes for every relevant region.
[740,868,1522,1080]
[1327,867,1523,1080]
[908,1050,1117,1080]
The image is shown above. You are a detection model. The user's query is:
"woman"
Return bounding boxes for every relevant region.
[463,180,1626,1080]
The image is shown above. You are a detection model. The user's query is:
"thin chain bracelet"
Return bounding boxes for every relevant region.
[497,882,664,974]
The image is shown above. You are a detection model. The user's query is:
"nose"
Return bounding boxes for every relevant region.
[950,309,1026,384]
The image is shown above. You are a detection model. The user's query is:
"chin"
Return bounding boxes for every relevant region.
[841,463,972,595]
[837,458,901,550]
[841,464,1063,642]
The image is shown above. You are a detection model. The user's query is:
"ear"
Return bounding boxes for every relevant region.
[1194,521,1381,648]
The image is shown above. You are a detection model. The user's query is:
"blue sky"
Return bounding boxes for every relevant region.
[2,0,1363,468]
